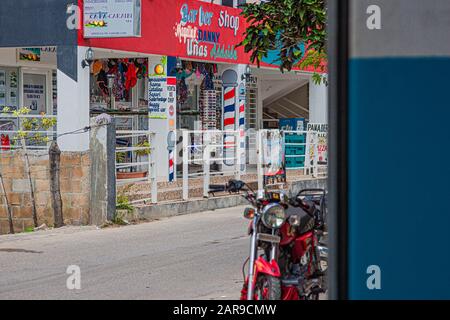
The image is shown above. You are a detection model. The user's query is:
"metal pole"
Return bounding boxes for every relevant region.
[182,130,189,201]
[246,217,258,300]
[257,130,264,192]
[150,133,158,204]
[203,131,210,198]
[235,131,242,180]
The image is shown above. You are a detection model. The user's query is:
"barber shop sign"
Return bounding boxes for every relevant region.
[173,2,241,61]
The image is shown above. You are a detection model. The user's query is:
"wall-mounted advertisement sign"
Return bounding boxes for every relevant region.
[83,0,141,38]
[148,77,169,119]
[17,47,57,64]
[174,2,241,62]
[262,130,286,187]
[148,56,168,119]
[305,123,328,168]
[18,48,41,62]
[80,0,324,71]
[80,0,246,64]
[23,74,46,114]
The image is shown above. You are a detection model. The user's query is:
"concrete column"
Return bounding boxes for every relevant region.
[57,46,90,151]
[89,115,116,225]
[309,78,328,124]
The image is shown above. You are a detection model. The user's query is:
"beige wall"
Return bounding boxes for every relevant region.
[0,151,91,234]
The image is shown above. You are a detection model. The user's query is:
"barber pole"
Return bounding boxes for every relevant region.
[223,86,236,166]
[168,149,175,182]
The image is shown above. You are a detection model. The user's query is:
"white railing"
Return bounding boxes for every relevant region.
[180,129,328,201]
[0,114,57,151]
[115,130,157,204]
[181,129,245,200]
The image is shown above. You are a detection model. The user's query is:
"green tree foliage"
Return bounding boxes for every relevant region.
[239,0,327,83]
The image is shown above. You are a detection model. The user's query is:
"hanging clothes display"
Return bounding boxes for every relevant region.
[96,69,109,97]
[1,134,11,150]
[125,63,138,91]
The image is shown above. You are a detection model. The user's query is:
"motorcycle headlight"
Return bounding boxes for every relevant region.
[261,203,286,229]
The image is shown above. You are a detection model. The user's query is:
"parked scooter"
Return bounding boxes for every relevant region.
[209,180,328,300]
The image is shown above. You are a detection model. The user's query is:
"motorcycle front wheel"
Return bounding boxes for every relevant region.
[254,275,281,300]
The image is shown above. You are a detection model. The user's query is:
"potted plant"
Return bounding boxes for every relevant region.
[116,140,150,180]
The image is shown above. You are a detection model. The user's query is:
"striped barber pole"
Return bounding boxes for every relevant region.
[169,149,175,182]
[223,86,236,166]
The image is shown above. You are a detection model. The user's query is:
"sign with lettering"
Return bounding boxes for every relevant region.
[23,74,46,114]
[148,77,169,119]
[79,0,321,70]
[174,2,241,61]
[306,123,328,168]
[83,0,141,38]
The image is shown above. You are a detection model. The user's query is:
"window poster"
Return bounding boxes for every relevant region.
[0,89,6,106]
[23,74,46,114]
[18,48,41,62]
[9,90,18,108]
[0,70,6,87]
[10,71,18,88]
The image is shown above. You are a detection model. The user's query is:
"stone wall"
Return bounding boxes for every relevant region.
[0,151,90,234]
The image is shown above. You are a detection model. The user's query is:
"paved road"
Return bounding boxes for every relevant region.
[0,206,250,300]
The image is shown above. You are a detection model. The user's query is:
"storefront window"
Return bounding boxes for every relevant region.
[0,67,19,111]
[176,61,220,131]
[90,58,148,112]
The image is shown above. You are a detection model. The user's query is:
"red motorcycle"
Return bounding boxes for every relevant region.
[210,180,327,300]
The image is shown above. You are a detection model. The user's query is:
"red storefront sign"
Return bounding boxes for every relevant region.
[79,0,249,64]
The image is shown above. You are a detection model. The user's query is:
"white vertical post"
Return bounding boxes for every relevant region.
[257,130,264,192]
[235,131,242,180]
[173,130,177,182]
[312,132,318,178]
[305,130,312,177]
[203,131,210,198]
[303,130,307,176]
[149,132,158,204]
[182,130,189,201]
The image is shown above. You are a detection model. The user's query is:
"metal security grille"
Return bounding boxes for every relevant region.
[246,76,258,130]
[246,76,258,164]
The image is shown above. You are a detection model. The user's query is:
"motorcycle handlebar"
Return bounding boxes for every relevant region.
[208,180,250,194]
[208,184,227,192]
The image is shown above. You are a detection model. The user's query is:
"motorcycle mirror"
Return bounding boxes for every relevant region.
[288,215,301,227]
[243,207,255,220]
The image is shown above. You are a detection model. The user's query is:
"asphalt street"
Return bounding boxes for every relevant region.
[0,206,250,300]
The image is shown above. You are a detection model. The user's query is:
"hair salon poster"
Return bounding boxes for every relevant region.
[23,74,46,114]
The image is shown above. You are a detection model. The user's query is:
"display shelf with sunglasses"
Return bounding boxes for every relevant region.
[199,90,218,131]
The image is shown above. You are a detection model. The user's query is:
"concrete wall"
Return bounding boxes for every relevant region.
[0,151,91,234]
[309,80,328,124]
